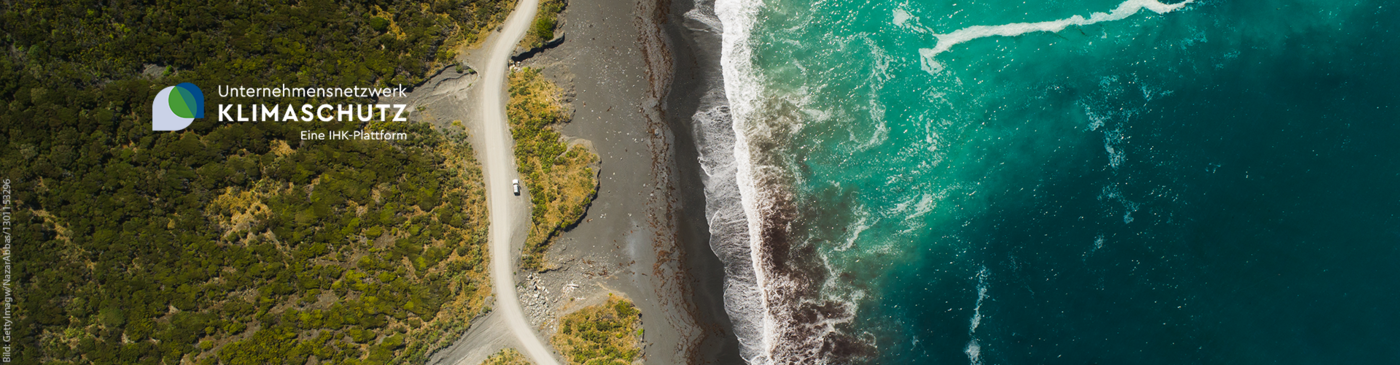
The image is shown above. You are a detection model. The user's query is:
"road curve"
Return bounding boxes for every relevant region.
[478,0,559,364]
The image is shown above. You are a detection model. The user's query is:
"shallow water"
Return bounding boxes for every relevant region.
[710,0,1400,363]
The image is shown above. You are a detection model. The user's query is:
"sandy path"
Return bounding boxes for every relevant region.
[477,0,561,364]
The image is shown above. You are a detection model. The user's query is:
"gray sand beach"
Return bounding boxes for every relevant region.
[405,0,741,363]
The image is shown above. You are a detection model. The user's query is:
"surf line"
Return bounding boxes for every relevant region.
[918,0,1195,74]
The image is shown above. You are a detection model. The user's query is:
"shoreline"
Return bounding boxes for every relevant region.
[413,0,742,363]
[518,0,711,360]
[514,0,743,362]
[657,0,745,362]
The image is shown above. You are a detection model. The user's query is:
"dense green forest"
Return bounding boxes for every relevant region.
[506,68,599,271]
[0,0,516,363]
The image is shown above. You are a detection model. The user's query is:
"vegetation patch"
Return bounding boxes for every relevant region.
[5,119,494,364]
[521,0,568,49]
[481,348,534,365]
[507,67,600,271]
[552,295,642,365]
[0,0,517,363]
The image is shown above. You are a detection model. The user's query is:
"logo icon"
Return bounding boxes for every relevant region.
[152,82,204,131]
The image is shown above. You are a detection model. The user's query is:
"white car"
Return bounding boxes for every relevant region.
[512,179,520,195]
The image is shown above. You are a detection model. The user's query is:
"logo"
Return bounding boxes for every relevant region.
[152,82,205,131]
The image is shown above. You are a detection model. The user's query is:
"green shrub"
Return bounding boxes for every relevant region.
[481,348,534,365]
[532,17,557,42]
[520,0,567,48]
[369,17,391,32]
[550,295,641,365]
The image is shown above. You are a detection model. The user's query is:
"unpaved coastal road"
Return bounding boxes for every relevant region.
[478,0,559,364]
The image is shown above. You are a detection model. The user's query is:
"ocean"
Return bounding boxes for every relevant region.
[688,0,1400,363]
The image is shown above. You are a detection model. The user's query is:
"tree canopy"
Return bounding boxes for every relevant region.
[0,0,514,363]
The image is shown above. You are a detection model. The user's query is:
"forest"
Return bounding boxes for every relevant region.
[0,0,515,363]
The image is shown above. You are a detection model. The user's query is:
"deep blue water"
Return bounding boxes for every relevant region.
[713,0,1400,363]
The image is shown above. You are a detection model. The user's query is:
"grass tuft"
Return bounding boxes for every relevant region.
[481,348,534,365]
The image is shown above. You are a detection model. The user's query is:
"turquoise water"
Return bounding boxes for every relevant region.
[712,0,1400,363]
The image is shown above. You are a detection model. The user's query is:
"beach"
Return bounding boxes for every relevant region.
[411,0,741,363]
[655,0,745,362]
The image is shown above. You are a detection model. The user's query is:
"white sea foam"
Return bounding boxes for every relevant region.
[912,192,937,217]
[1141,84,1174,101]
[919,48,944,74]
[1084,75,1180,173]
[693,87,770,362]
[918,0,1196,74]
[681,0,775,362]
[1099,185,1141,224]
[893,8,913,28]
[836,210,873,252]
[966,266,990,365]
[964,340,983,365]
[1086,110,1107,131]
[1180,27,1209,48]
[1099,75,1123,95]
[855,38,892,152]
[1104,126,1126,169]
[1084,234,1108,261]
[890,192,919,215]
[889,191,933,235]
[969,266,989,333]
[715,0,777,361]
[717,0,881,361]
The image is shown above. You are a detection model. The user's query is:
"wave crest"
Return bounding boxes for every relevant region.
[710,0,875,362]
